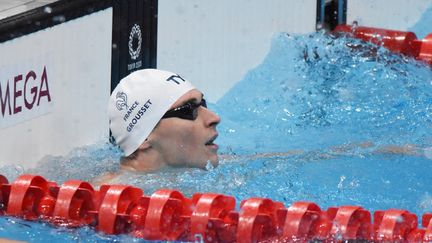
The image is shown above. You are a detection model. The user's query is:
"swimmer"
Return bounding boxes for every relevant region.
[92,69,429,186]
[93,69,220,185]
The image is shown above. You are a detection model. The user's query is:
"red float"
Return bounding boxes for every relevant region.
[190,193,236,242]
[96,184,143,234]
[6,174,57,220]
[0,175,9,215]
[374,209,418,241]
[51,180,96,227]
[329,205,372,240]
[418,33,432,65]
[281,201,325,241]
[237,198,284,243]
[334,25,432,65]
[143,189,191,241]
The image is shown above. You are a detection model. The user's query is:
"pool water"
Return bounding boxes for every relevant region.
[1,31,432,242]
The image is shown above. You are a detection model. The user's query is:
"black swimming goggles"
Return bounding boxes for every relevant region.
[162,99,207,120]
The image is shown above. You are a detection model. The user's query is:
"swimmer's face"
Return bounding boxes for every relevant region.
[148,89,220,169]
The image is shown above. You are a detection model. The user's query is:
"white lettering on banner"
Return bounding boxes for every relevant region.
[0,66,53,129]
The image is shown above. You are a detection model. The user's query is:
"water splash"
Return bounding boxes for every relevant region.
[216,32,432,154]
[24,142,121,184]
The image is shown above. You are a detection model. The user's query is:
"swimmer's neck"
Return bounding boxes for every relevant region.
[120,154,166,173]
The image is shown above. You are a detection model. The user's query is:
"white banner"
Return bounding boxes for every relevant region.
[0,60,54,129]
[0,8,113,168]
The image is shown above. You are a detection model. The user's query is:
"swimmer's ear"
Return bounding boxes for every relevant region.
[138,139,152,151]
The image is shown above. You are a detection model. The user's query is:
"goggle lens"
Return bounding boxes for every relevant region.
[162,99,207,120]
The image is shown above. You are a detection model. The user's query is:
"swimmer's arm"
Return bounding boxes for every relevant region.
[374,144,424,156]
[325,141,424,156]
[90,171,121,187]
[220,149,304,161]
[220,142,426,162]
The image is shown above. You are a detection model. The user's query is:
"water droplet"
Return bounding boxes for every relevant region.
[283,108,294,117]
[337,175,346,189]
[205,161,214,171]
[395,215,404,223]
[14,165,24,174]
[194,233,204,243]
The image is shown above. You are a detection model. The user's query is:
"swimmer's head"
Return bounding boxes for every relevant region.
[108,69,195,156]
[108,69,220,170]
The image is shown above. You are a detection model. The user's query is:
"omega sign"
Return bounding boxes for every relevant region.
[0,65,53,128]
[127,24,143,71]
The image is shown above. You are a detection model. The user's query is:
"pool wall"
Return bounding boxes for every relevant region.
[157,0,317,102]
[348,0,432,39]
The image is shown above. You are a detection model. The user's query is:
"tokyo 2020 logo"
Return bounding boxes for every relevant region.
[128,24,142,60]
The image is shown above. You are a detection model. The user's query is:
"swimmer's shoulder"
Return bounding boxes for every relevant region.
[90,171,122,187]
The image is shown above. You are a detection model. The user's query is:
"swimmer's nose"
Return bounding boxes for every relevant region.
[201,107,220,127]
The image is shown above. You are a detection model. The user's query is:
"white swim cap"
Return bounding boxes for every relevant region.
[108,69,195,156]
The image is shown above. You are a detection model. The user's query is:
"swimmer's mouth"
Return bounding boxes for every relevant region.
[205,134,218,145]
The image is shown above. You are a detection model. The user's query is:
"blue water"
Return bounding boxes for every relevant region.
[1,31,432,242]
